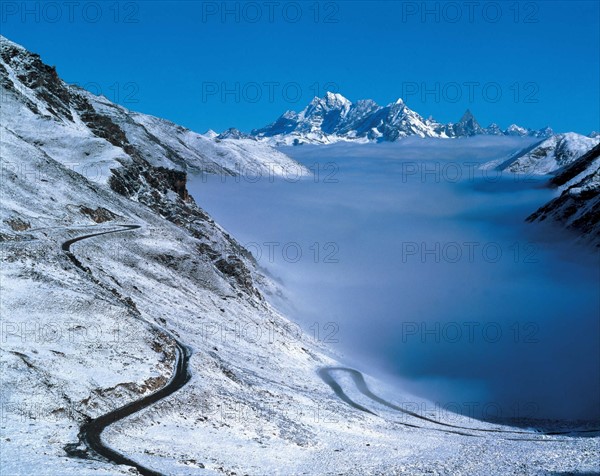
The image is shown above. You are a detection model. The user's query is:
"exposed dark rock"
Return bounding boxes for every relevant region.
[550,143,600,187]
[79,206,119,224]
[5,217,31,231]
[215,256,254,291]
[1,43,72,121]
[527,146,600,247]
[109,156,260,297]
[71,92,129,148]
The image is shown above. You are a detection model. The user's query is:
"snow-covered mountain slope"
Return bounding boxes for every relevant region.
[491,133,600,175]
[527,143,600,246]
[2,36,599,476]
[249,92,553,145]
[0,36,306,182]
[3,134,598,476]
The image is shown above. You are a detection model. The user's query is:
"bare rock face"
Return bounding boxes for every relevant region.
[5,217,31,231]
[78,206,119,223]
[108,155,260,297]
[1,41,72,121]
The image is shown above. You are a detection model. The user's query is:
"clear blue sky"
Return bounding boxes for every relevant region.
[2,1,598,134]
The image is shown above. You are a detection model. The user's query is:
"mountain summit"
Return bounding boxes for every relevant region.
[250,92,553,145]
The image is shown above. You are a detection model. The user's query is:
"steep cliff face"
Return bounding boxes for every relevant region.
[0,40,72,120]
[108,154,259,296]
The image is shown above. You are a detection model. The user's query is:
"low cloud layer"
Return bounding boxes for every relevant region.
[190,136,599,421]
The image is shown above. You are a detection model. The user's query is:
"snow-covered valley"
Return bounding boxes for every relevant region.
[1,34,599,476]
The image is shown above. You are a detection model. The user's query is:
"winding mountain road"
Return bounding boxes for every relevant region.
[318,366,599,439]
[60,224,596,475]
[62,224,192,476]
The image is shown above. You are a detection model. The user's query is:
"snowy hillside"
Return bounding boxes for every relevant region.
[527,143,600,245]
[0,36,306,182]
[249,92,553,145]
[492,133,600,175]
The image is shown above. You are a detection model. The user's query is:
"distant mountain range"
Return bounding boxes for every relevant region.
[213,91,600,244]
[227,92,556,145]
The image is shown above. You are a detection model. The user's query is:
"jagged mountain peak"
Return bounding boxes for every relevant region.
[459,109,476,123]
[216,127,253,140]
[307,91,352,111]
[248,92,554,145]
[458,109,479,126]
[324,91,351,105]
[505,123,528,135]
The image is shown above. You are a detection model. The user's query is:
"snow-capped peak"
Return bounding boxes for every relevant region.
[505,124,528,135]
[0,34,27,54]
[305,91,352,113]
[324,91,352,107]
[248,93,554,145]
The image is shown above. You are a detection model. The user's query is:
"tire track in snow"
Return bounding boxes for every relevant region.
[318,366,599,439]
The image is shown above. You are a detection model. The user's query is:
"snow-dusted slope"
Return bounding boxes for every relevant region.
[527,143,600,245]
[0,35,306,182]
[492,133,600,175]
[250,92,553,145]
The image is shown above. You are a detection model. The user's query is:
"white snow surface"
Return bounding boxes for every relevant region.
[490,133,600,175]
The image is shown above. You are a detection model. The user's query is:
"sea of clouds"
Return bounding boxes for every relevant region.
[189,136,599,422]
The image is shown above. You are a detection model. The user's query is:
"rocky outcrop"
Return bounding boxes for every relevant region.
[109,155,260,297]
[79,206,119,223]
[527,144,600,246]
